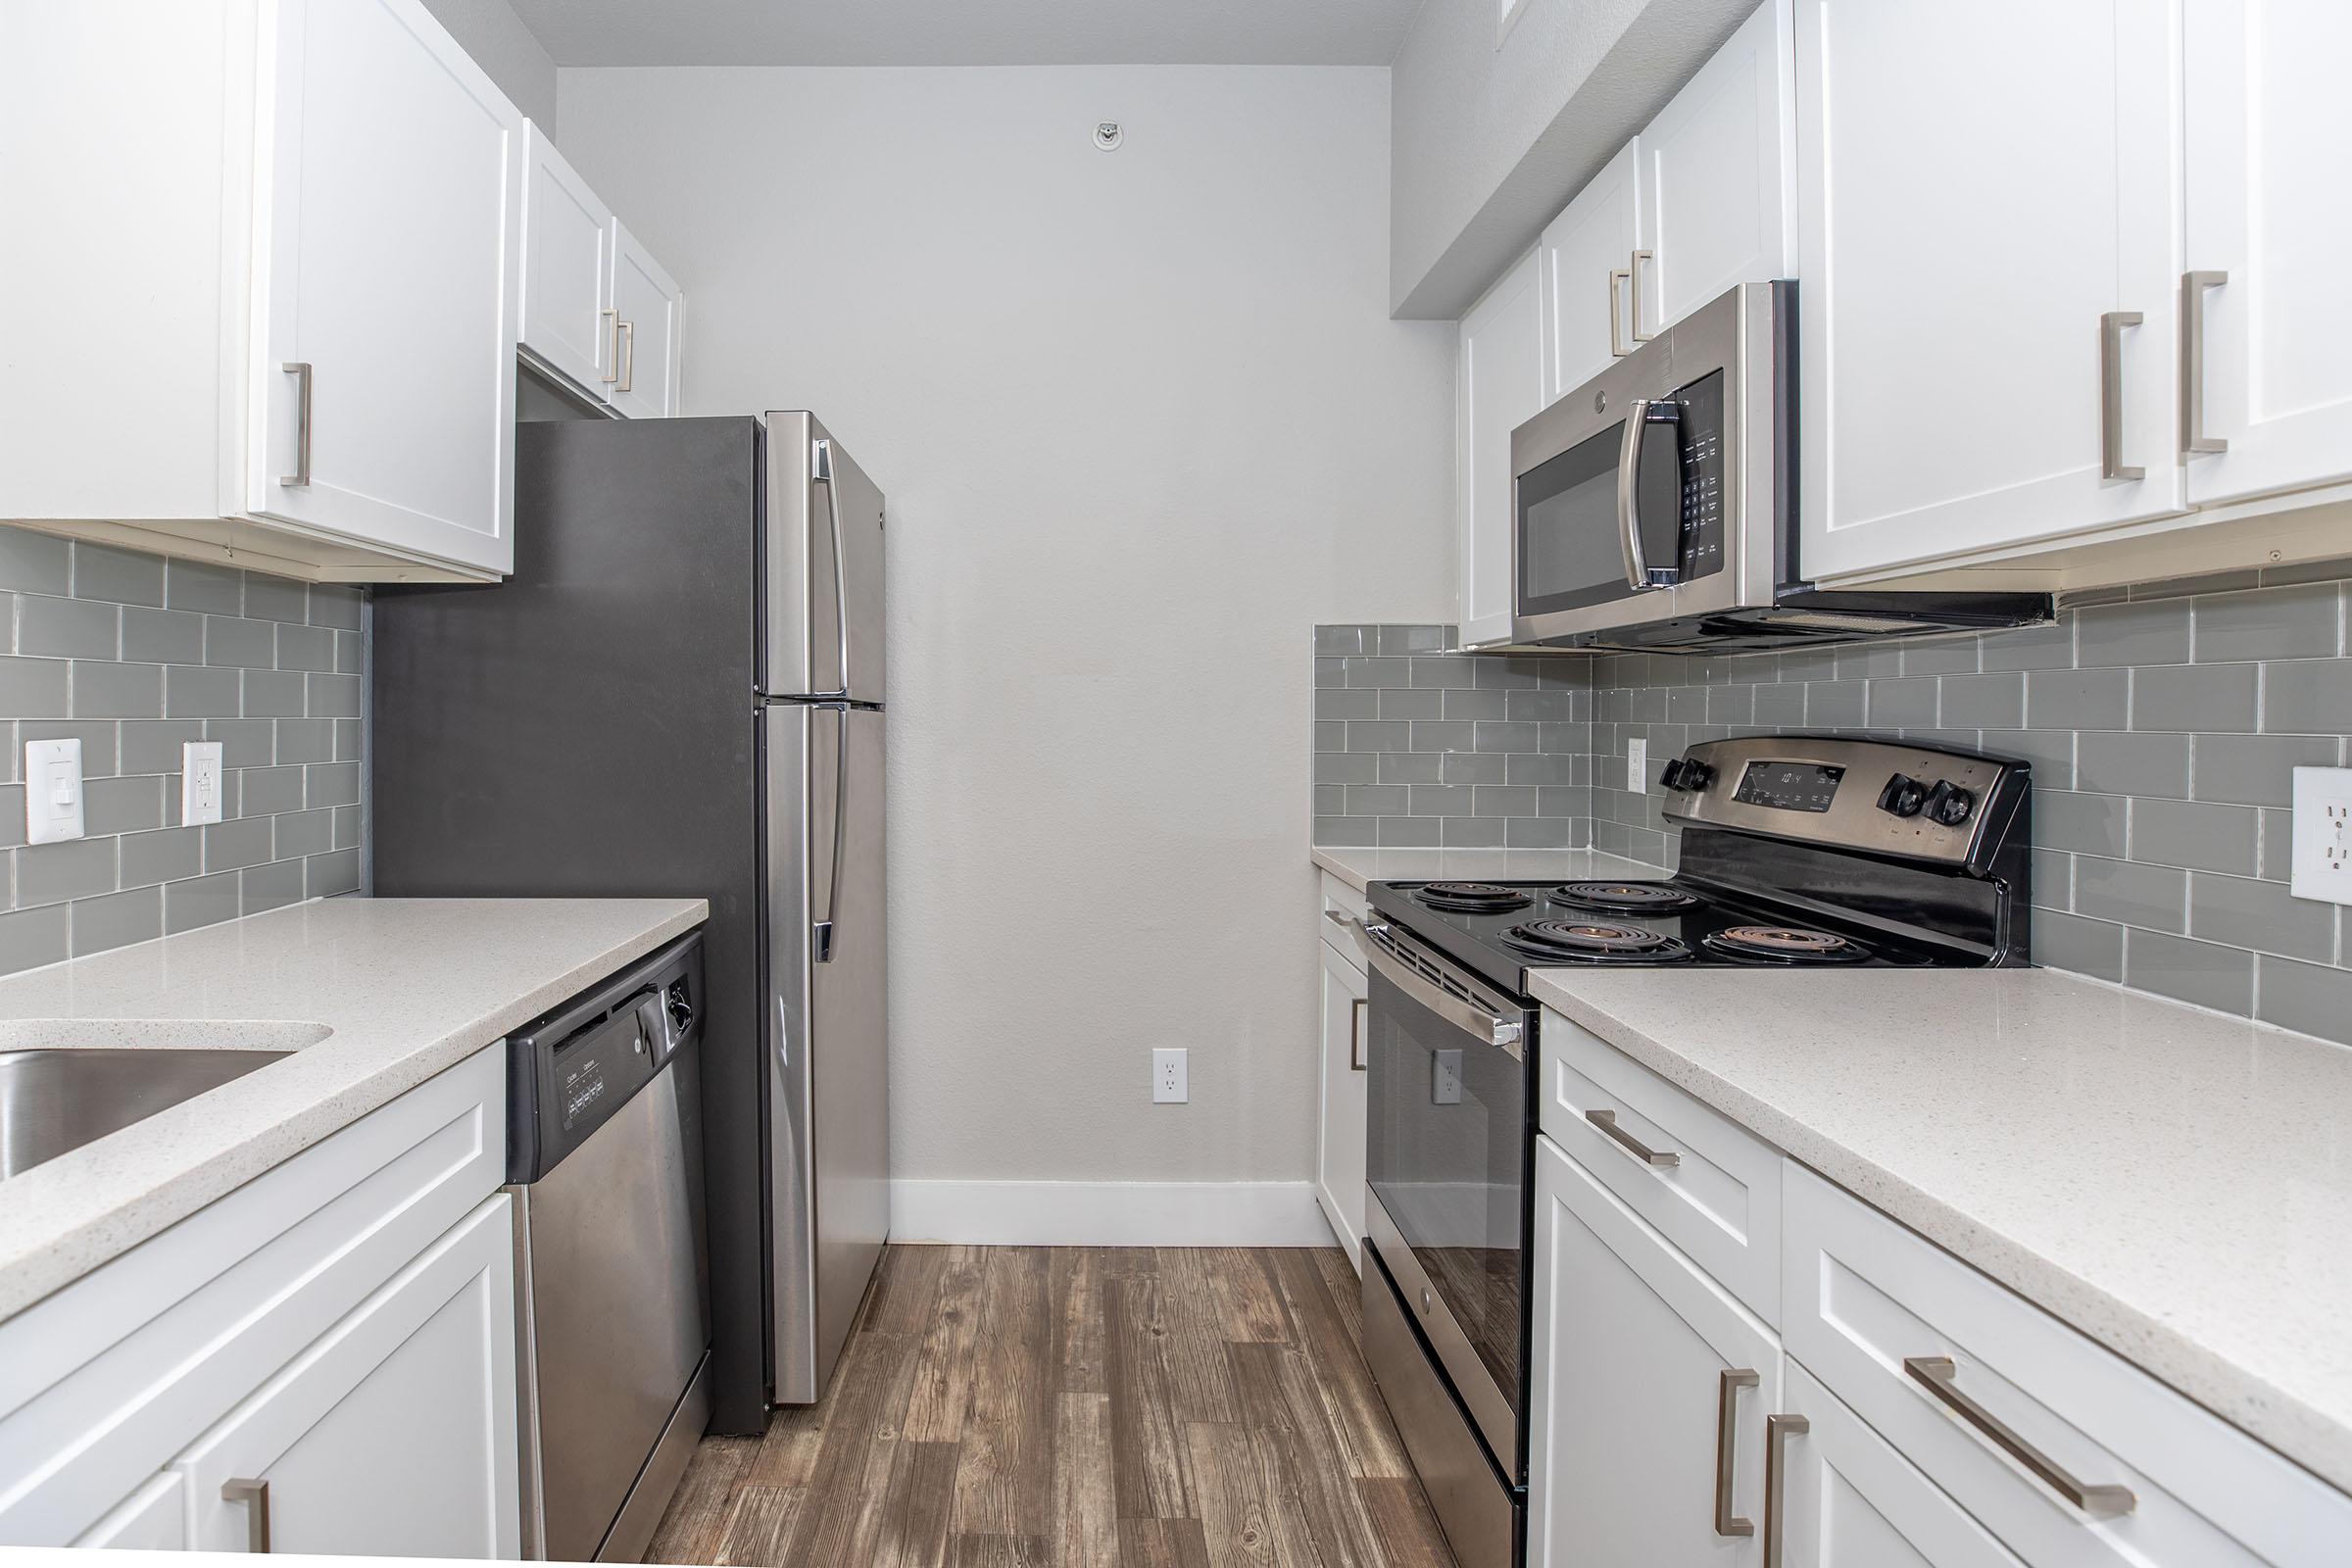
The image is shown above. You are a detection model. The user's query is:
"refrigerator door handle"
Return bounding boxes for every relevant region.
[813,706,848,963]
[812,439,851,700]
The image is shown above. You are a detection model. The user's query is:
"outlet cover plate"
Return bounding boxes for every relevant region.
[1628,737,1648,794]
[181,741,225,826]
[2290,766,2352,906]
[1152,1047,1188,1103]
[24,738,83,845]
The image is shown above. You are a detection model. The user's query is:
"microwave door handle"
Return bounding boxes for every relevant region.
[1615,399,1683,592]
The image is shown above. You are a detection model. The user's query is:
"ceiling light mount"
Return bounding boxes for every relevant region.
[1093,121,1123,151]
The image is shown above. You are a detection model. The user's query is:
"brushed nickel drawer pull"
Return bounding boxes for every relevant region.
[1608,268,1632,357]
[615,318,637,394]
[601,309,619,382]
[1349,997,1368,1072]
[1587,1106,1679,1167]
[1629,248,1655,343]
[1715,1368,1759,1537]
[222,1477,270,1552]
[1764,1413,1807,1568]
[1903,1355,2135,1517]
[2181,270,2228,456]
[277,364,312,487]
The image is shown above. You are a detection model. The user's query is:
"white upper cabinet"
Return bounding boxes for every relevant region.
[0,0,523,581]
[1538,142,1643,404]
[1792,0,2187,581]
[609,221,685,419]
[520,122,617,398]
[1633,0,1795,341]
[2180,0,2352,508]
[247,0,523,576]
[1458,249,1544,648]
[518,128,686,418]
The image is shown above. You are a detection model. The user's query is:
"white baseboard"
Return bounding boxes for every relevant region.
[890,1179,1339,1248]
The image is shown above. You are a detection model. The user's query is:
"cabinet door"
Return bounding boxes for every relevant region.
[2181,0,2352,506]
[519,121,614,401]
[1315,938,1368,1270]
[70,1473,189,1550]
[1528,1133,1775,1568]
[1635,0,1795,339]
[609,220,683,419]
[176,1196,519,1559]
[1777,1361,2026,1568]
[1538,141,1643,402]
[247,0,523,574]
[1457,248,1544,649]
[1792,0,2184,581]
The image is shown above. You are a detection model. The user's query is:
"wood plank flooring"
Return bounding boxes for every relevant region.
[645,1246,1458,1568]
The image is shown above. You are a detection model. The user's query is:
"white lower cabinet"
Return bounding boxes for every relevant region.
[1776,1360,2025,1567]
[1315,934,1367,1270]
[178,1195,517,1557]
[0,1043,515,1549]
[1529,1131,1777,1567]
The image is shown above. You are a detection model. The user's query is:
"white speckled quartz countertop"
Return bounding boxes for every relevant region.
[1528,964,2352,1493]
[0,897,707,1322]
[1311,845,1663,893]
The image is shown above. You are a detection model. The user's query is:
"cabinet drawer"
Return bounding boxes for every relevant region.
[0,1044,506,1544]
[1539,1009,1781,1324]
[1320,873,1368,967]
[1784,1164,2352,1566]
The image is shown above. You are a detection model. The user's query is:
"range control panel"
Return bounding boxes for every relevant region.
[1661,735,2026,869]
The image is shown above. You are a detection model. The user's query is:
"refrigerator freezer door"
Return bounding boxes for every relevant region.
[762,701,891,1404]
[761,412,887,705]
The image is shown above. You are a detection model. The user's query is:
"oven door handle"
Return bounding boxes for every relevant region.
[1349,922,1525,1055]
[1615,398,1682,592]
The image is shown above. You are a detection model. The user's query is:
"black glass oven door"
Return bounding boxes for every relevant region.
[1363,954,1529,1468]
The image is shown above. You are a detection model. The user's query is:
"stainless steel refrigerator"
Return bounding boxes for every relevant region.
[372,411,891,1434]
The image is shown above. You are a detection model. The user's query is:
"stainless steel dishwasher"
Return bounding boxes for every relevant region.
[509,930,710,1563]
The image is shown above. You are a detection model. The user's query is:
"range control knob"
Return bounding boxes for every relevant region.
[1924,779,1977,827]
[1876,773,1927,818]
[1661,757,1715,792]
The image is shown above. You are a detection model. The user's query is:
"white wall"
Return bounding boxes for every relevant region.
[420,0,558,130]
[558,66,1453,1194]
[1389,0,1757,318]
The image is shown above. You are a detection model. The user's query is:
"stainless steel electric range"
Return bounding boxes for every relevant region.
[1339,734,2034,1568]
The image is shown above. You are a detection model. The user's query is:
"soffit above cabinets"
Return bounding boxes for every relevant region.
[507,0,1423,67]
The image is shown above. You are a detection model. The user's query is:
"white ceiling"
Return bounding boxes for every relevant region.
[507,0,1427,68]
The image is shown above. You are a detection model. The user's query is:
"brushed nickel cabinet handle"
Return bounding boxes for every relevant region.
[1903,1356,2135,1516]
[1349,997,1368,1071]
[277,364,312,488]
[1715,1368,1759,1537]
[601,308,619,383]
[1629,249,1655,343]
[1586,1106,1679,1167]
[2181,270,2228,456]
[2099,311,2144,481]
[1608,268,1632,357]
[615,318,636,394]
[222,1477,270,1552]
[1764,1413,1807,1568]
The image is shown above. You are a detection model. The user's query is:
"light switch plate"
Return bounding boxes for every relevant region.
[1627,737,1648,794]
[2290,766,2352,906]
[181,741,225,826]
[24,738,84,844]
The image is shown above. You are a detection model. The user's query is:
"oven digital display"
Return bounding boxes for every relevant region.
[1733,760,1844,813]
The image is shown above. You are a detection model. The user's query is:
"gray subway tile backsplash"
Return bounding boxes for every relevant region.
[1316,568,2352,1041]
[0,537,368,973]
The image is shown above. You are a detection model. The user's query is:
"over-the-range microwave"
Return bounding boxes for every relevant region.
[1507,281,2050,652]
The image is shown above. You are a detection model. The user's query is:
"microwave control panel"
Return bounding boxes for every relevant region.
[1671,370,1728,582]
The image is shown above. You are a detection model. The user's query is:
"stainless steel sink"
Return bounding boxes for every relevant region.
[0,1048,292,1181]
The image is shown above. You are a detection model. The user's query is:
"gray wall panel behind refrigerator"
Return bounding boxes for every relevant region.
[372,416,773,1435]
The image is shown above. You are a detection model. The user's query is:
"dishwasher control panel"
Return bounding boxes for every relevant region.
[506,930,704,1183]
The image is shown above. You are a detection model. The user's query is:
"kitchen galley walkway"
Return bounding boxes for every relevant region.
[646,1244,1459,1567]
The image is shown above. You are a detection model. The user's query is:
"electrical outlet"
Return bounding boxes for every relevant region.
[1627,737,1648,794]
[1152,1047,1188,1103]
[24,739,83,845]
[181,741,224,826]
[1432,1049,1462,1105]
[2291,766,2352,906]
